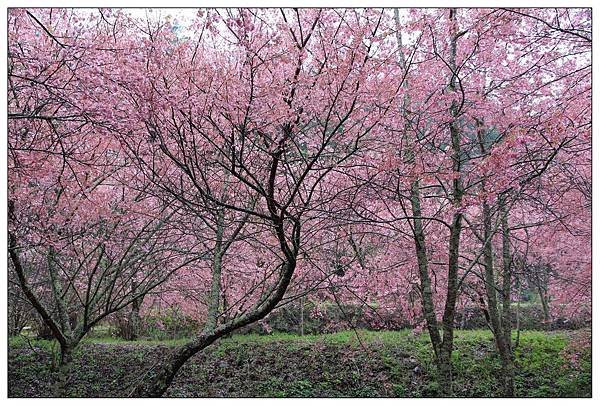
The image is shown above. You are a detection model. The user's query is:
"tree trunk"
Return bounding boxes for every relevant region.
[48,247,73,339]
[482,202,504,341]
[410,180,442,355]
[394,8,464,395]
[129,335,217,397]
[538,286,551,327]
[515,285,521,349]
[394,8,444,387]
[131,257,298,397]
[54,343,74,397]
[205,210,225,334]
[438,210,462,396]
[129,295,143,341]
[434,9,465,396]
[482,200,514,396]
[299,296,305,336]
[499,197,515,396]
[436,348,453,396]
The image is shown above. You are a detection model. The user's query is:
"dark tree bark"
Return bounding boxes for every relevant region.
[481,199,515,396]
[435,9,464,395]
[498,196,515,396]
[393,8,464,395]
[54,342,75,397]
[130,258,298,397]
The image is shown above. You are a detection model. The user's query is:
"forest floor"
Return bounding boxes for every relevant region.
[8,329,591,398]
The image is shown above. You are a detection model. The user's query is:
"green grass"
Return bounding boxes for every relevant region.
[223,328,413,345]
[52,329,415,349]
[83,336,191,346]
[8,329,591,397]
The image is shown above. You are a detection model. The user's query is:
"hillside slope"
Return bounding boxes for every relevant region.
[8,329,591,397]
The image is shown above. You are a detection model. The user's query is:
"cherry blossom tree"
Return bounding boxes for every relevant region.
[8,9,201,394]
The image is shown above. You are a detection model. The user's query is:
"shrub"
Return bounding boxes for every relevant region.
[141,307,200,340]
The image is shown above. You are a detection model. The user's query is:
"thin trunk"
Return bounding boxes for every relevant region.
[395,9,463,394]
[475,116,514,395]
[482,200,514,396]
[394,7,441,358]
[515,278,521,349]
[438,208,462,395]
[482,203,504,343]
[437,9,464,395]
[129,295,143,341]
[538,286,551,327]
[499,197,515,396]
[299,296,305,336]
[204,210,225,334]
[410,179,442,355]
[48,247,73,339]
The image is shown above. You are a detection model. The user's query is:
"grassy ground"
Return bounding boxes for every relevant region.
[8,329,591,397]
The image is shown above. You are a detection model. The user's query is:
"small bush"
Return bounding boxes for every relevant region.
[141,308,200,340]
